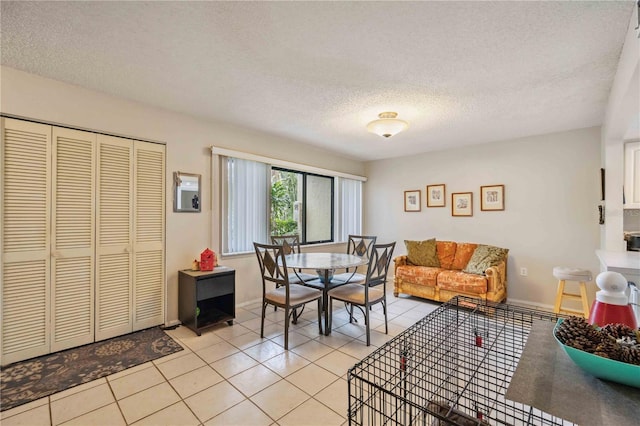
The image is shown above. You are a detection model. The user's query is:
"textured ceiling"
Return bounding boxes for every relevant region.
[0,1,634,161]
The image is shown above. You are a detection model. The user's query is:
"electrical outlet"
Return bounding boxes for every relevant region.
[520,267,528,276]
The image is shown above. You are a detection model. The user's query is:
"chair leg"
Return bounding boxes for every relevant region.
[284,307,290,350]
[553,280,565,314]
[365,304,371,346]
[261,302,267,338]
[383,299,388,335]
[319,299,324,335]
[579,282,590,319]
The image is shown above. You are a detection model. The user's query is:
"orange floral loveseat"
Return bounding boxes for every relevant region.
[394,240,508,303]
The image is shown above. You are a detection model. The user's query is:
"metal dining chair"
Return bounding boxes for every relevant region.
[254,242,323,349]
[330,235,377,285]
[270,235,317,283]
[327,241,395,346]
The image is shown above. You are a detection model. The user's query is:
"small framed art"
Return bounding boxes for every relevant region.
[452,192,473,216]
[404,190,421,212]
[480,184,505,211]
[426,184,446,207]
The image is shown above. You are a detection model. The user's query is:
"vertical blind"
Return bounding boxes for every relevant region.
[221,156,362,255]
[223,157,269,254]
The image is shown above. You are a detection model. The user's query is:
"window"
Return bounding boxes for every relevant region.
[271,168,333,244]
[221,156,362,255]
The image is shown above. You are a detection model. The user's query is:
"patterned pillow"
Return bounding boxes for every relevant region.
[404,239,441,267]
[463,244,508,275]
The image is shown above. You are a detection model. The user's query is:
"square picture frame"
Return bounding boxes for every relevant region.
[452,192,473,216]
[404,190,421,212]
[480,184,505,211]
[426,184,446,207]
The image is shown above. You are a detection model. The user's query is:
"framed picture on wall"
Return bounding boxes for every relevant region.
[480,184,505,211]
[404,190,421,212]
[426,184,446,207]
[452,192,473,216]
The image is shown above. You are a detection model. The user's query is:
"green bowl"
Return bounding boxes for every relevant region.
[553,319,640,388]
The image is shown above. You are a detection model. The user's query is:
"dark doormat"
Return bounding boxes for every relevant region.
[1,326,183,412]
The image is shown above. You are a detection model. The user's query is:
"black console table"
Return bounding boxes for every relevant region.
[178,267,235,336]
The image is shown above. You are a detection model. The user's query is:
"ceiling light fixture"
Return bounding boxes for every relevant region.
[367,112,409,138]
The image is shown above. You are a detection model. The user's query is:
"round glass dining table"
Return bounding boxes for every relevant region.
[283,253,367,335]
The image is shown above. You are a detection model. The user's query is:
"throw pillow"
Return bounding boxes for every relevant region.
[404,239,441,267]
[463,244,509,275]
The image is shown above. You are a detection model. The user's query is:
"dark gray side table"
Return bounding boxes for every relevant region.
[178,267,235,336]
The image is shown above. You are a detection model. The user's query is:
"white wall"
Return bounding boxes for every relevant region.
[364,127,602,308]
[0,66,365,323]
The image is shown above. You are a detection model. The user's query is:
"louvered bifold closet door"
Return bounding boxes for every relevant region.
[133,141,165,330]
[1,118,51,365]
[51,127,95,352]
[95,135,133,341]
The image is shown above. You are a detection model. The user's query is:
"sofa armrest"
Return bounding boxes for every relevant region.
[485,260,507,294]
[394,255,408,273]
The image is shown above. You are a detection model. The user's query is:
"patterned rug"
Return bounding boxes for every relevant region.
[0,326,183,412]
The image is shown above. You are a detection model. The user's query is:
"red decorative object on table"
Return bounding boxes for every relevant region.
[200,248,216,271]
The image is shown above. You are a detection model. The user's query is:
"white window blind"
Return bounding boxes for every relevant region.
[223,157,269,254]
[337,177,363,242]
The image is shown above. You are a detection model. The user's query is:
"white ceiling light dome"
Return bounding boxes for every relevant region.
[367,112,409,138]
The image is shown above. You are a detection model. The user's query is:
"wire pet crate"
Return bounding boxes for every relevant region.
[347,296,575,425]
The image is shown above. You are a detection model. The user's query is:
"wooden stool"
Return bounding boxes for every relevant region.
[552,267,592,318]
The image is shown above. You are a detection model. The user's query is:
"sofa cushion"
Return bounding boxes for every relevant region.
[437,270,488,294]
[463,244,509,275]
[395,265,442,287]
[436,241,456,269]
[405,239,440,267]
[451,243,478,270]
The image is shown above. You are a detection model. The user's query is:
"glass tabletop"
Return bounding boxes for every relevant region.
[283,252,367,270]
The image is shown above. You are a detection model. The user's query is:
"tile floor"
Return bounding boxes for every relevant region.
[1,290,440,426]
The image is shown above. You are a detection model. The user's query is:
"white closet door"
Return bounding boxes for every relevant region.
[1,118,51,364]
[51,127,95,352]
[133,141,165,330]
[95,135,133,341]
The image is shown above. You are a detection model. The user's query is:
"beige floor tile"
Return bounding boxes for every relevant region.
[286,363,339,396]
[261,322,285,339]
[228,364,282,396]
[184,381,245,423]
[51,382,114,425]
[179,329,224,352]
[169,364,224,398]
[49,378,107,401]
[278,398,345,425]
[106,362,155,382]
[205,399,273,426]
[270,330,312,349]
[332,322,366,339]
[390,315,419,328]
[1,397,49,420]
[196,340,240,364]
[118,382,180,424]
[235,309,260,323]
[131,401,200,426]
[250,380,309,420]
[60,402,125,426]
[210,351,259,378]
[262,351,311,377]
[291,321,325,339]
[214,323,253,340]
[337,340,378,360]
[108,365,165,400]
[238,316,265,330]
[152,345,192,365]
[314,350,360,377]
[164,324,199,340]
[155,351,206,379]
[226,330,265,350]
[243,340,286,363]
[355,329,393,347]
[314,378,349,419]
[0,404,50,426]
[290,339,334,362]
[314,332,353,349]
[375,321,406,337]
